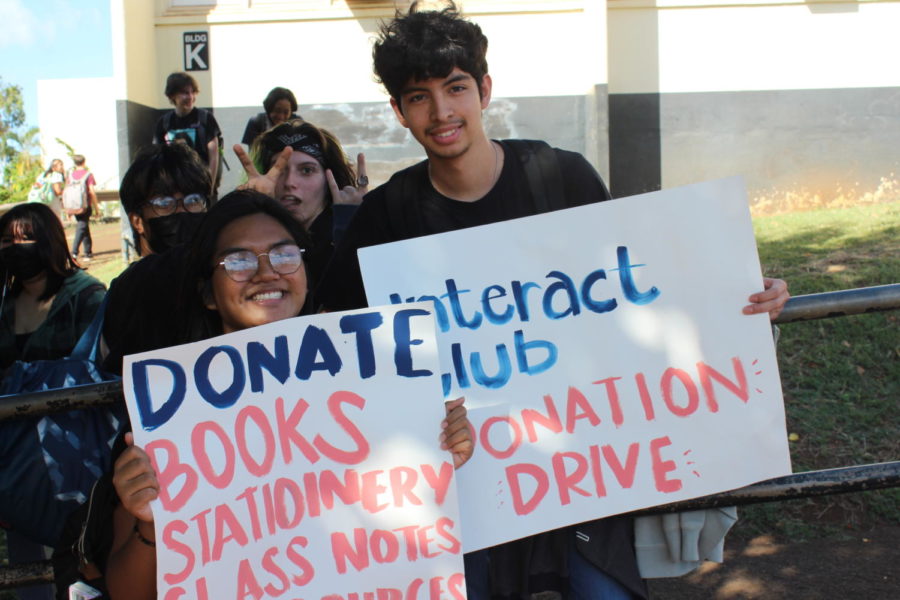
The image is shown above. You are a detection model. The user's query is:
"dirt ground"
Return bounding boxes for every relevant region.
[73,220,900,600]
[64,218,124,270]
[646,525,900,599]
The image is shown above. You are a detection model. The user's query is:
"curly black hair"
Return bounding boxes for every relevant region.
[373,1,488,107]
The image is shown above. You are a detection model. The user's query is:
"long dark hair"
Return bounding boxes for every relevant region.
[43,158,63,178]
[0,203,79,300]
[263,87,298,114]
[177,189,312,343]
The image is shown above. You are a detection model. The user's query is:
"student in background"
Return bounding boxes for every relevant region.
[65,155,100,263]
[153,72,222,193]
[241,86,302,146]
[28,158,65,221]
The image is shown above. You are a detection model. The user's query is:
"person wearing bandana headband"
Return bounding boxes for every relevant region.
[0,203,105,371]
[236,119,368,288]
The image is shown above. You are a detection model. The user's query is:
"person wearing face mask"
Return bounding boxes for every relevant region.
[0,203,105,371]
[0,203,106,600]
[99,142,212,375]
[243,119,367,287]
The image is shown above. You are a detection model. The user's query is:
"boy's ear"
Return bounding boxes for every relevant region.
[479,74,493,110]
[390,97,409,129]
[129,212,146,237]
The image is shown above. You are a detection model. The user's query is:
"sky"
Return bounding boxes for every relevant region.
[0,0,113,129]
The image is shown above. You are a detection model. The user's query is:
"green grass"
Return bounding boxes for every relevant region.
[87,256,128,287]
[734,202,900,539]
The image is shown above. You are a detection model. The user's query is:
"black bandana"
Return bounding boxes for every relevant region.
[266,133,325,163]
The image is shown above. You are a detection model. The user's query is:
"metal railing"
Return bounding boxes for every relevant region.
[1,284,898,591]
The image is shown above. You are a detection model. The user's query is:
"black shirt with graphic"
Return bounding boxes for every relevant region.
[153,108,221,165]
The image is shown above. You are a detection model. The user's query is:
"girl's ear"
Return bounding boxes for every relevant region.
[200,280,216,311]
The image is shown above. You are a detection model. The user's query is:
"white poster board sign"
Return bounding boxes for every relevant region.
[359,177,792,552]
[123,305,466,599]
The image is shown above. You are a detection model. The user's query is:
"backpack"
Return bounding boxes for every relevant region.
[162,109,228,195]
[384,139,566,239]
[63,170,89,216]
[26,174,45,203]
[0,293,124,547]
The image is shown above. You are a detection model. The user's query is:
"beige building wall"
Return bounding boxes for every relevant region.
[111,0,610,191]
[607,0,900,208]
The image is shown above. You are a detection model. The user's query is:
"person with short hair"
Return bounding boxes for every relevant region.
[153,72,222,192]
[100,142,213,375]
[119,142,212,257]
[317,2,789,598]
[67,154,100,262]
[240,86,302,146]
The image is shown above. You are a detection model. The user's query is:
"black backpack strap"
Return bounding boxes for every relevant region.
[383,160,429,240]
[502,139,564,212]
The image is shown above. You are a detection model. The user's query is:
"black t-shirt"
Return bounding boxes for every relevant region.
[101,246,190,375]
[315,140,611,311]
[241,112,302,146]
[314,141,645,598]
[153,108,221,165]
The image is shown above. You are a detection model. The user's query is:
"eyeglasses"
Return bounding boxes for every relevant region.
[216,244,305,282]
[147,193,207,217]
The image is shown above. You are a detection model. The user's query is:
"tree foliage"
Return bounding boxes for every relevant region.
[0,77,42,204]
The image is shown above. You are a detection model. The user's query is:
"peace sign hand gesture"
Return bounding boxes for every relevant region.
[326,153,369,206]
[234,144,292,198]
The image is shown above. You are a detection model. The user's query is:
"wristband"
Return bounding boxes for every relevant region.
[133,521,156,547]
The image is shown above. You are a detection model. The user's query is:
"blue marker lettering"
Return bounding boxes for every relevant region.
[580,269,617,314]
[514,330,558,375]
[295,326,343,379]
[482,284,514,325]
[542,270,580,319]
[340,312,384,379]
[616,246,660,305]
[470,343,512,389]
[442,279,482,329]
[247,336,290,393]
[194,345,245,409]
[393,308,432,377]
[131,358,186,431]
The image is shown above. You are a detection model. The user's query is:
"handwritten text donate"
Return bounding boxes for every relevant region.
[360,178,792,551]
[123,305,466,600]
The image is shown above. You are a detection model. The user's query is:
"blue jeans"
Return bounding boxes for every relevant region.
[464,550,491,600]
[72,219,92,258]
[568,537,636,600]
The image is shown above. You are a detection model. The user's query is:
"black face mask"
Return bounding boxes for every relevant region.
[146,212,205,254]
[0,243,45,281]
